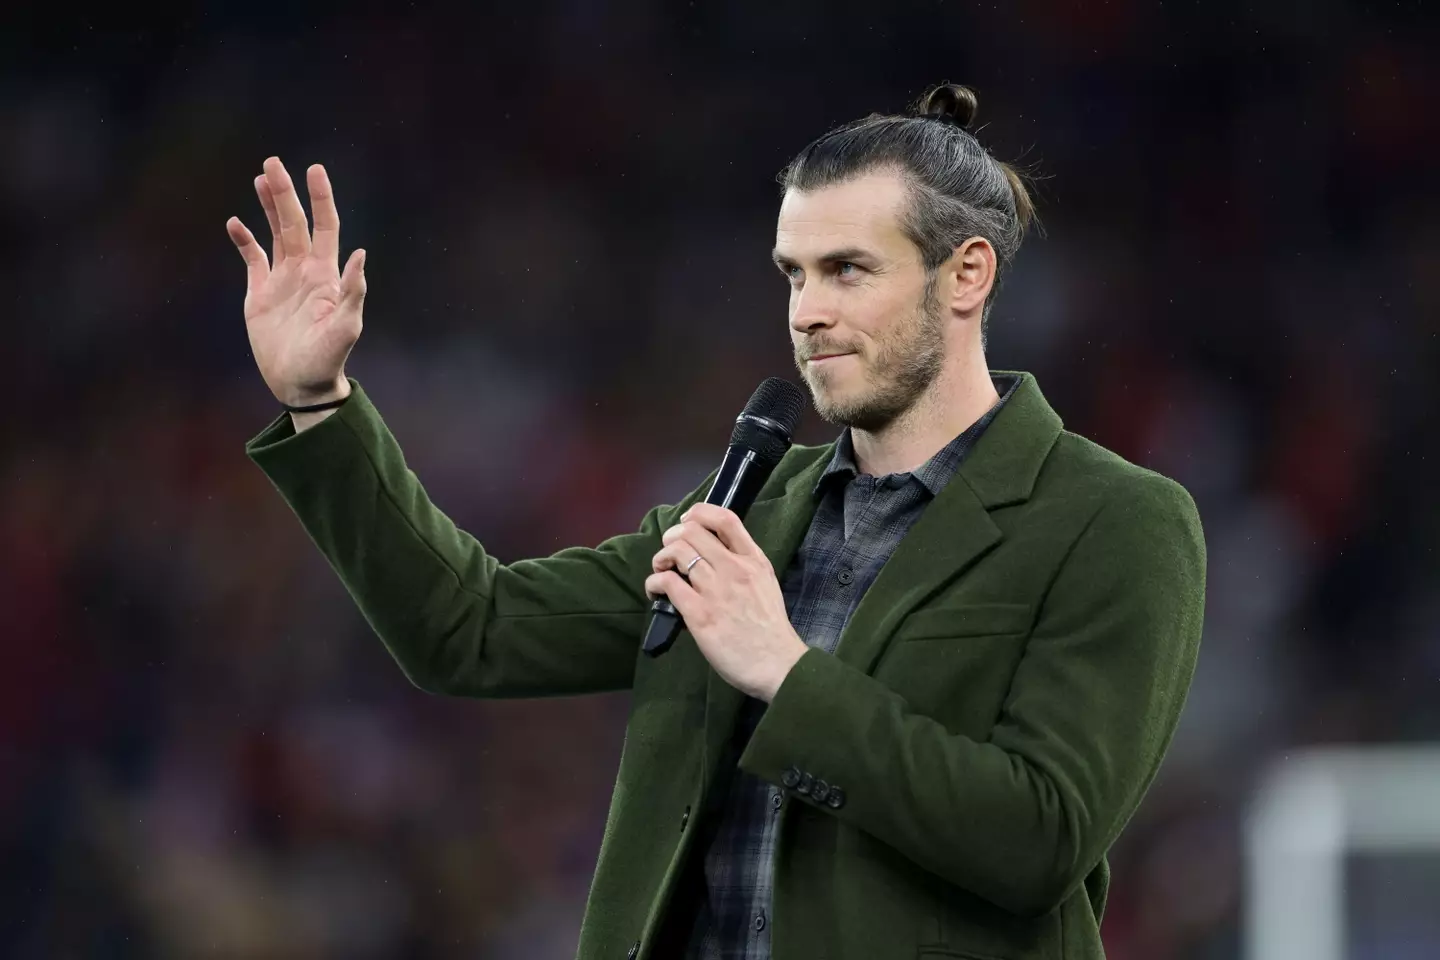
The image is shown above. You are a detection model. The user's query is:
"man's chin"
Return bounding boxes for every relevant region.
[810,391,869,428]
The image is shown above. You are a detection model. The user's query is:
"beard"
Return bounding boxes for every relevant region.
[794,279,947,433]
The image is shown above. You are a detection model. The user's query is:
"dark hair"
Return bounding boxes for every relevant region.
[776,83,1038,335]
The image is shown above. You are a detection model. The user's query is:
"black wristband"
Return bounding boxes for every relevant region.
[283,392,352,413]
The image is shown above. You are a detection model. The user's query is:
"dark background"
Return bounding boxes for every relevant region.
[3,2,1437,957]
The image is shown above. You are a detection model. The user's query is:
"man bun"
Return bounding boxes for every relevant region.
[913,82,980,130]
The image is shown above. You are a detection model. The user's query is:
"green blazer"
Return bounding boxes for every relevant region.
[246,370,1206,960]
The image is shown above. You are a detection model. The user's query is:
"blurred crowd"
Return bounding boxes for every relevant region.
[3,2,1437,957]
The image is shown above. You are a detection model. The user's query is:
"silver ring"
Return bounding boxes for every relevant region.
[684,555,704,576]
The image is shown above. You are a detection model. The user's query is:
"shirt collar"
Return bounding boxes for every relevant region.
[812,373,1022,498]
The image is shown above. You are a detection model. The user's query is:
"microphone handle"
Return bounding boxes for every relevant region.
[640,598,685,658]
[641,445,776,657]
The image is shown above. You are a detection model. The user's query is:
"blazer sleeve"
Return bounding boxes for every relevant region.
[245,378,717,699]
[737,472,1206,917]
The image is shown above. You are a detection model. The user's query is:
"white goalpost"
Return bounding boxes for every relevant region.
[1245,745,1440,959]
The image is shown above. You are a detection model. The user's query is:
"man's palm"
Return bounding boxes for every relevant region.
[226,157,366,406]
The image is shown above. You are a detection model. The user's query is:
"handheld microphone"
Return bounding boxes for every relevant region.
[641,377,808,657]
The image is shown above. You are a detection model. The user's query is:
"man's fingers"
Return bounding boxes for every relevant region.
[653,539,697,575]
[645,570,701,612]
[226,216,269,290]
[681,504,763,559]
[308,164,340,264]
[262,156,312,261]
[663,521,728,564]
[255,175,285,268]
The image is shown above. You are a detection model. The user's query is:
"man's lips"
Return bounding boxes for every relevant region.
[808,352,854,362]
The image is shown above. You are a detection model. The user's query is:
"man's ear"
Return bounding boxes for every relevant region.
[944,236,996,314]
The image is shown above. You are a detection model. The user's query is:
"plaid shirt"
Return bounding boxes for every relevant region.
[681,374,1021,959]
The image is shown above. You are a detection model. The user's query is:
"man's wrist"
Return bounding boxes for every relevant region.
[757,640,810,703]
[284,376,351,409]
[287,379,351,433]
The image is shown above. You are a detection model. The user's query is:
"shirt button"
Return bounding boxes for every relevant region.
[770,792,783,811]
[754,910,767,932]
[837,567,854,585]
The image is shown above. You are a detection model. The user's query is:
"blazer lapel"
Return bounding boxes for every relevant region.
[831,477,1001,675]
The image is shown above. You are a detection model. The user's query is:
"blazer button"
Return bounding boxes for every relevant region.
[811,780,830,803]
[797,772,814,795]
[781,766,801,788]
[826,786,846,809]
[680,806,690,831]
[626,942,639,960]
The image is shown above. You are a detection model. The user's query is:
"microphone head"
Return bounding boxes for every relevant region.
[731,377,808,465]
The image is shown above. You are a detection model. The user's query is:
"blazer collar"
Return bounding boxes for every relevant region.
[956,369,1064,509]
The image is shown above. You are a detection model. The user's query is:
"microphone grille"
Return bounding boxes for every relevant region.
[731,377,808,464]
[741,377,807,436]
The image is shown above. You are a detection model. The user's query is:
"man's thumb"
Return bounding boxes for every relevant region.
[341,249,367,300]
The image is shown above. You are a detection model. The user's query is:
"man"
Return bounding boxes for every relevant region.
[230,83,1206,959]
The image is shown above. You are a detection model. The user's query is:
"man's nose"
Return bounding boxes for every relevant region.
[789,286,837,334]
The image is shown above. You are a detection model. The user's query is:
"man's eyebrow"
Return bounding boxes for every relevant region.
[770,247,879,268]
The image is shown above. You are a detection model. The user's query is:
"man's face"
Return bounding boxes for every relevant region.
[774,170,946,432]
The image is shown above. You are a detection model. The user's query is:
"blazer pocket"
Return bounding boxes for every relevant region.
[876,603,1034,733]
[892,602,1033,642]
[918,951,1010,960]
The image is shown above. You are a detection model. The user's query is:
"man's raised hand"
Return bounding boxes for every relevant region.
[226,157,366,408]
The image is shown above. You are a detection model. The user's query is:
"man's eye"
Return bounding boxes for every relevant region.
[838,262,857,275]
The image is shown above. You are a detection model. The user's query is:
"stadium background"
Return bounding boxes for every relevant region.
[3,2,1437,956]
